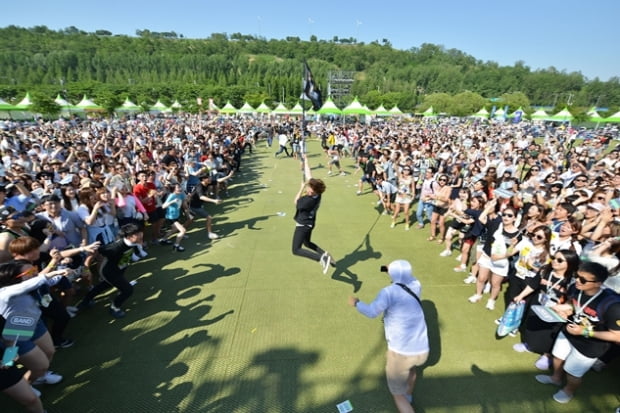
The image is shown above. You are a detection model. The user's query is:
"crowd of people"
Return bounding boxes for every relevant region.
[0,113,618,411]
[341,119,620,408]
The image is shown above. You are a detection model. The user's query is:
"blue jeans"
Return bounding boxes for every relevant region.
[416,201,434,225]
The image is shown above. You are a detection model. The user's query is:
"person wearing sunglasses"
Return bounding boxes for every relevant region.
[513,250,580,369]
[536,261,620,404]
[468,205,521,310]
[427,175,451,242]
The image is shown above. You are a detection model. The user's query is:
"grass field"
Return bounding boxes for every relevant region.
[9,141,619,413]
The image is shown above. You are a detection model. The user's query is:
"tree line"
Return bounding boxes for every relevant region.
[0,25,618,117]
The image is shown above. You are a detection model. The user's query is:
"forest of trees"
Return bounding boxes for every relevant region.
[0,25,618,117]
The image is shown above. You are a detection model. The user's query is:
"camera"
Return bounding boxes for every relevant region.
[380,265,388,272]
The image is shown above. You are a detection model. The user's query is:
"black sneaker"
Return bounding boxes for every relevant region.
[54,339,75,349]
[173,245,185,252]
[159,239,173,245]
[109,307,126,318]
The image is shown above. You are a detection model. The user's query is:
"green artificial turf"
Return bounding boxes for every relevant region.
[13,142,619,413]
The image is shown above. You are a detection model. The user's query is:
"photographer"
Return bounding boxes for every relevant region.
[349,260,428,413]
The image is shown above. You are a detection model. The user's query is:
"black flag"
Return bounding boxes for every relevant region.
[302,62,323,111]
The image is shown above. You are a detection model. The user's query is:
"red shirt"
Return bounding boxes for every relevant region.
[133,182,157,212]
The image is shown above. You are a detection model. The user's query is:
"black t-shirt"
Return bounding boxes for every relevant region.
[189,183,209,208]
[564,286,620,358]
[482,219,520,257]
[99,239,134,275]
[294,194,321,227]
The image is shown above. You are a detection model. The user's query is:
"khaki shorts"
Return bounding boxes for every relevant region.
[386,349,429,395]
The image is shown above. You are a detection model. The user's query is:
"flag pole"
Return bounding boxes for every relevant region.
[301,61,307,182]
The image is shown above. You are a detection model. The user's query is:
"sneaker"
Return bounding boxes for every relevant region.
[138,249,148,258]
[356,190,362,195]
[513,343,530,353]
[468,294,482,303]
[390,222,395,229]
[455,254,462,261]
[109,306,126,318]
[439,249,451,257]
[66,306,78,318]
[340,172,346,176]
[494,318,502,325]
[131,253,140,262]
[405,224,410,231]
[485,299,496,310]
[32,371,63,385]
[327,170,332,175]
[463,274,477,284]
[483,282,491,294]
[553,389,573,404]
[327,253,337,268]
[54,338,75,349]
[321,253,331,274]
[159,238,173,245]
[535,374,560,386]
[208,232,219,240]
[508,329,518,337]
[31,386,41,398]
[453,264,466,272]
[173,245,185,252]
[535,355,551,370]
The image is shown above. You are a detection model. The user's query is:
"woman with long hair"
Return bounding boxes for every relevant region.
[512,249,580,371]
[428,174,452,242]
[468,205,521,310]
[550,217,583,255]
[391,167,416,230]
[60,185,79,212]
[76,188,116,246]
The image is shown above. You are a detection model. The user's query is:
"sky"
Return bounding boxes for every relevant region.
[2,0,619,81]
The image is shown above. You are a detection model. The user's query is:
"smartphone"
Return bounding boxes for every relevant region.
[610,198,620,210]
[1,345,19,367]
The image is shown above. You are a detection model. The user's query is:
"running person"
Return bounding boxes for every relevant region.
[77,224,144,318]
[292,154,336,274]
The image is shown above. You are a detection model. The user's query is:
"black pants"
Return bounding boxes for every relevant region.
[83,267,133,308]
[41,297,70,345]
[275,145,290,156]
[292,225,325,262]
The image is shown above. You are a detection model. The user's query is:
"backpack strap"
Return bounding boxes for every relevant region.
[395,283,422,307]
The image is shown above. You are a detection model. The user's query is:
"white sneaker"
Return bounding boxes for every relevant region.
[485,299,496,310]
[468,294,482,303]
[32,370,63,385]
[131,253,140,262]
[455,254,462,261]
[463,274,477,284]
[439,249,451,257]
[208,232,219,240]
[483,282,491,294]
[513,343,530,353]
[453,264,466,272]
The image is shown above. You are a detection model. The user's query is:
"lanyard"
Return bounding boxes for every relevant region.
[574,289,603,318]
[545,272,565,294]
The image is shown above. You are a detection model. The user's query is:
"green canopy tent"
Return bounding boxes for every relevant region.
[316,97,342,115]
[170,100,183,111]
[149,100,170,114]
[219,101,238,115]
[255,102,271,114]
[550,107,573,123]
[389,106,404,116]
[10,93,35,120]
[271,103,290,115]
[507,107,526,119]
[290,103,305,116]
[422,106,437,118]
[54,94,82,117]
[492,108,506,120]
[587,107,604,123]
[372,104,392,117]
[342,97,371,115]
[471,107,489,119]
[603,110,620,123]
[237,102,256,115]
[76,95,105,113]
[530,109,550,122]
[115,97,142,114]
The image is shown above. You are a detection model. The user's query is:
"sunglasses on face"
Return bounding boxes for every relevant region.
[438,179,447,182]
[576,276,597,284]
[531,168,539,171]
[529,233,545,240]
[575,179,587,182]
[502,213,515,218]
[552,256,565,263]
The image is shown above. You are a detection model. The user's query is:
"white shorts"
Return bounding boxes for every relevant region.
[476,253,509,277]
[551,332,598,378]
